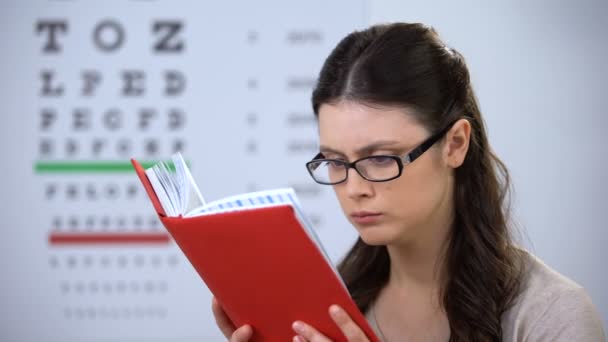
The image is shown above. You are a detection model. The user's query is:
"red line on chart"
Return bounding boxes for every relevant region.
[49,232,171,245]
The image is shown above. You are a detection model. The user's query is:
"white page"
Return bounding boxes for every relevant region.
[172,152,205,214]
[186,188,297,216]
[145,167,177,216]
[159,161,182,214]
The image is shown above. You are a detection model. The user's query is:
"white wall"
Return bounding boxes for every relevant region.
[368,0,607,330]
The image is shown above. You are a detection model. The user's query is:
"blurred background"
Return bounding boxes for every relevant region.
[0,0,605,341]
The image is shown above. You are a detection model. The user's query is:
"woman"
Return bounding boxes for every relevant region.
[212,23,605,341]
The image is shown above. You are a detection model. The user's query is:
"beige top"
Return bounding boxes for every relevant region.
[365,250,606,341]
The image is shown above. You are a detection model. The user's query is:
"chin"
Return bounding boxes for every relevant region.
[356,225,396,246]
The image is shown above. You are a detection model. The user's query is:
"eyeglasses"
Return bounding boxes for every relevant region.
[305,121,456,185]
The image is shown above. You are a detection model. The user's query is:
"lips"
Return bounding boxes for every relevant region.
[350,211,383,224]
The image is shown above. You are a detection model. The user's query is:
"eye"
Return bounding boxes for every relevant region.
[368,156,395,166]
[325,159,345,169]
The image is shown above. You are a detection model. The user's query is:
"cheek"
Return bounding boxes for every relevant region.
[384,157,447,221]
[332,184,350,210]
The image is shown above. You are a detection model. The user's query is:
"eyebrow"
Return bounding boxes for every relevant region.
[320,140,408,157]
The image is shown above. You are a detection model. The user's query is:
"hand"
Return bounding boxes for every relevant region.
[291,305,370,342]
[211,297,253,342]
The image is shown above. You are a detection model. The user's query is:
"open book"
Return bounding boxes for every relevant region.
[132,153,378,342]
[144,152,335,279]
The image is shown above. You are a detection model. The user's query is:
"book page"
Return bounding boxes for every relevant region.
[186,188,297,216]
[172,152,205,214]
[171,154,186,212]
[145,166,178,216]
[155,161,182,216]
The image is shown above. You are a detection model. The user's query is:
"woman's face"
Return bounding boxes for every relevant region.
[317,100,455,247]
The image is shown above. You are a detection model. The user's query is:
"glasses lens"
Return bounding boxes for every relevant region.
[356,156,400,181]
[307,159,347,184]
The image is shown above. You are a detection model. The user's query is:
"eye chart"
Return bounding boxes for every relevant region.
[0,1,366,341]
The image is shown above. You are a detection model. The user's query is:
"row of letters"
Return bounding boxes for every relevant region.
[39,108,315,131]
[38,71,314,96]
[38,138,185,158]
[50,255,177,268]
[59,281,168,294]
[36,20,184,54]
[39,70,186,97]
[36,19,323,54]
[39,108,186,131]
[62,307,168,320]
[45,183,141,201]
[51,213,160,229]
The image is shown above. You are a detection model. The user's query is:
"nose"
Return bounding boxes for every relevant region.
[342,167,374,199]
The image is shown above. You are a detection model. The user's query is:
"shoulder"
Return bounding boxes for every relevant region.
[502,249,605,341]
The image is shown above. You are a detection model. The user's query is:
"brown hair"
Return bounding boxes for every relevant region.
[312,23,523,341]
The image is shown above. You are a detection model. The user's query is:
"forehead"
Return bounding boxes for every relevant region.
[317,101,429,147]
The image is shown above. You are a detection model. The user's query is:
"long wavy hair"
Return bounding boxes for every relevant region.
[311,23,523,341]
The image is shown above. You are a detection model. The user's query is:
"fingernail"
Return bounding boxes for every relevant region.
[293,336,303,342]
[329,305,341,317]
[292,321,304,333]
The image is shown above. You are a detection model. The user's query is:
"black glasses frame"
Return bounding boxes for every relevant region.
[306,119,458,185]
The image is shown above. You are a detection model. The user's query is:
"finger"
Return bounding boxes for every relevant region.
[292,320,331,342]
[329,305,369,341]
[211,297,236,338]
[230,325,253,342]
[293,335,309,342]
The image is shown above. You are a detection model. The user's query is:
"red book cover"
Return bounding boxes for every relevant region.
[131,158,379,342]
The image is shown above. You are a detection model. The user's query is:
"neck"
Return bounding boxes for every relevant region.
[386,232,449,291]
